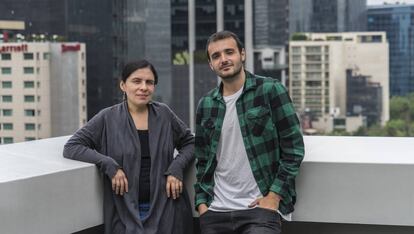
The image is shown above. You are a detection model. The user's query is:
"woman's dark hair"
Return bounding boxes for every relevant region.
[121,60,158,84]
[205,30,244,61]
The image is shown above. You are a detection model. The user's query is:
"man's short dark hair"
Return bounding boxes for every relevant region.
[205,30,244,61]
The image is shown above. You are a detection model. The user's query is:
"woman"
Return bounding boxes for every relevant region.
[63,60,194,234]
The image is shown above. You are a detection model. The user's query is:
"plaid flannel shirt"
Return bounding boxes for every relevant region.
[194,71,304,215]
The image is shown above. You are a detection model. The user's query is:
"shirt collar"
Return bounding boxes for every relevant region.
[212,70,257,100]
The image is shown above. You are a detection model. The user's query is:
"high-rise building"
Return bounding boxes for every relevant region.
[289,32,389,133]
[368,4,414,96]
[171,0,247,124]
[289,0,367,35]
[0,42,87,144]
[170,0,289,124]
[1,0,172,119]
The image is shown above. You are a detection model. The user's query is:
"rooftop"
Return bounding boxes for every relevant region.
[1,136,414,233]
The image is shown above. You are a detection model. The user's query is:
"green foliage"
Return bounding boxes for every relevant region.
[352,93,414,137]
[291,33,308,41]
[328,130,351,136]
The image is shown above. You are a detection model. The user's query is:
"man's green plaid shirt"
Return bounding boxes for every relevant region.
[194,71,305,215]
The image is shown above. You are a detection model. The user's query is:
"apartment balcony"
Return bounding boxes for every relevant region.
[1,136,414,234]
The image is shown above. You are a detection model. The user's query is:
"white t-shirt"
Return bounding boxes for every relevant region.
[208,86,292,221]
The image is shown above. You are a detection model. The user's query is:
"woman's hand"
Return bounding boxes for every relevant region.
[112,169,129,196]
[166,175,183,199]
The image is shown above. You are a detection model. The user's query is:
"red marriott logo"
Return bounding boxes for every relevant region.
[0,44,28,53]
[62,44,81,53]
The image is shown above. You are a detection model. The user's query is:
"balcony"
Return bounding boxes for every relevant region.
[1,136,414,233]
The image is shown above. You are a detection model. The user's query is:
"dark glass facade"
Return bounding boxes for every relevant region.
[171,0,246,125]
[0,0,172,118]
[290,0,367,35]
[368,5,414,96]
[254,0,289,46]
[346,69,382,126]
[0,0,66,36]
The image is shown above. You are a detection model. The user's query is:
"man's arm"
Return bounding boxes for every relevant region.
[268,82,305,200]
[193,99,210,212]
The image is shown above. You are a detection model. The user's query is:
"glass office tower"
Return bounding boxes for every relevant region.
[368,4,414,96]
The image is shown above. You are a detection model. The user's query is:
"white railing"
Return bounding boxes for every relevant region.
[1,136,414,233]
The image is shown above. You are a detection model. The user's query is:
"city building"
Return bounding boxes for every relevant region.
[289,32,389,133]
[170,0,289,124]
[1,0,172,119]
[368,4,414,96]
[0,42,86,144]
[289,0,367,35]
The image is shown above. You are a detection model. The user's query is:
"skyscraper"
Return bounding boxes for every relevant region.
[1,0,172,119]
[368,4,414,96]
[289,0,367,35]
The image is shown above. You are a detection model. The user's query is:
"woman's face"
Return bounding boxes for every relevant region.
[120,67,155,108]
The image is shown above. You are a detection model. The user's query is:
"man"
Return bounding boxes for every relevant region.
[194,31,305,234]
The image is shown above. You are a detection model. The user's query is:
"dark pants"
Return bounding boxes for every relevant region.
[199,208,282,234]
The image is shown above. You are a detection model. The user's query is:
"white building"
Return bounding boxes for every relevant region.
[0,42,87,144]
[289,32,389,133]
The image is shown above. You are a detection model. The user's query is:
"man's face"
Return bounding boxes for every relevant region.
[207,37,245,80]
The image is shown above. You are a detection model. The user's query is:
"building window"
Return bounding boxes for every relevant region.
[2,109,13,116]
[24,95,35,102]
[1,95,12,102]
[3,123,13,130]
[37,81,41,88]
[25,123,36,131]
[1,81,12,88]
[306,46,322,53]
[291,47,301,53]
[23,67,35,74]
[24,81,35,88]
[25,109,36,116]
[23,53,34,60]
[25,137,36,141]
[37,67,40,74]
[1,53,11,60]
[1,67,12,74]
[43,53,50,60]
[3,137,14,144]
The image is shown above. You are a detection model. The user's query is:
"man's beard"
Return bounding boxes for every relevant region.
[219,63,243,80]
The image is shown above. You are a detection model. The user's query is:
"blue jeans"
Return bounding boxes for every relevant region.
[139,203,150,220]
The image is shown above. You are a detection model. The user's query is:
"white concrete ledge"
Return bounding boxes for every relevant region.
[295,136,414,226]
[0,137,103,234]
[1,136,414,233]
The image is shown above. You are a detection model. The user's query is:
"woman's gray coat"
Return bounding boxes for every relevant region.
[63,101,195,234]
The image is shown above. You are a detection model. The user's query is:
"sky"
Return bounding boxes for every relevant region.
[367,0,414,5]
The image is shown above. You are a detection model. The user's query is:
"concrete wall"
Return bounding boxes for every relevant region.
[1,136,414,233]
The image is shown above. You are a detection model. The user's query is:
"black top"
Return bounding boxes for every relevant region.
[137,129,151,203]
